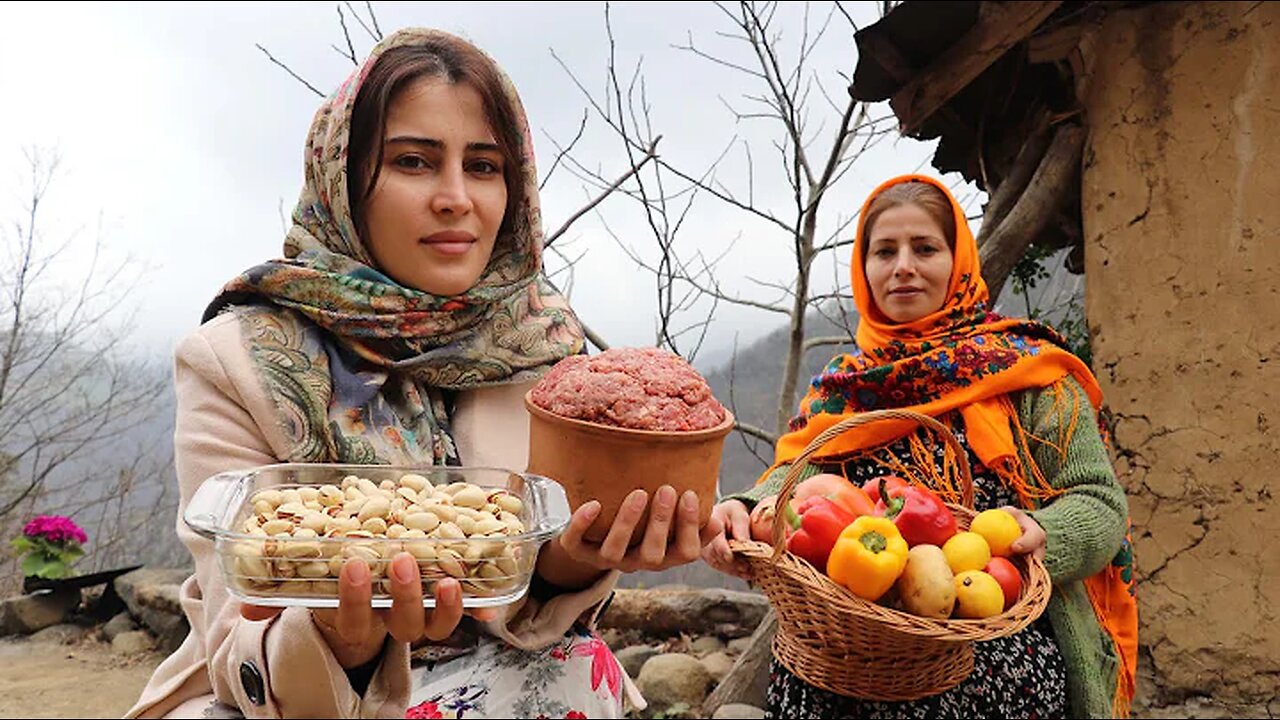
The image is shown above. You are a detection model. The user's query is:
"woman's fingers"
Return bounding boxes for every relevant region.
[668,491,705,566]
[240,604,284,622]
[336,558,377,644]
[557,500,602,557]
[598,489,648,566]
[1001,505,1048,560]
[637,486,678,568]
[384,553,425,644]
[423,579,464,641]
[729,502,751,542]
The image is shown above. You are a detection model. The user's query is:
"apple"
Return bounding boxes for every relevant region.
[983,556,1023,610]
[749,495,781,542]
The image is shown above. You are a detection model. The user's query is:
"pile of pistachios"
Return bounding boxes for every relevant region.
[227,473,529,598]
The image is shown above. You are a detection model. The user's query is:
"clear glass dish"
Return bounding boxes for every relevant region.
[184,464,569,608]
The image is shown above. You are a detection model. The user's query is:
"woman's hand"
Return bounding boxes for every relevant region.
[555,486,724,574]
[1000,505,1047,561]
[240,552,497,669]
[700,499,752,580]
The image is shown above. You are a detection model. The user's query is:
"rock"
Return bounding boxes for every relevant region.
[103,612,138,641]
[727,637,752,655]
[0,587,82,636]
[712,703,765,719]
[112,630,155,655]
[29,623,91,645]
[690,636,726,656]
[699,651,735,683]
[636,653,713,717]
[599,588,769,639]
[616,644,660,679]
[114,568,191,654]
[600,627,625,649]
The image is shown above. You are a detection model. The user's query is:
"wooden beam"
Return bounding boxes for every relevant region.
[890,1,1064,134]
[854,26,973,140]
[980,122,1084,301]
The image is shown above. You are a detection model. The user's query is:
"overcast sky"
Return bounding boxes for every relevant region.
[1,1,976,369]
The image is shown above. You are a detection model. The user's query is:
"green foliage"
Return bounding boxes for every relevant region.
[1009,244,1093,369]
[9,535,84,580]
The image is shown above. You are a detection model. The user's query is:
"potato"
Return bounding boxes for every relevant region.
[895,544,957,619]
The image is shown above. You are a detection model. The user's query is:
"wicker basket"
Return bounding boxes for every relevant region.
[729,409,1052,701]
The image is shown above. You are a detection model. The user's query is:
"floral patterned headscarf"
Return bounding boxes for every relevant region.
[203,28,584,465]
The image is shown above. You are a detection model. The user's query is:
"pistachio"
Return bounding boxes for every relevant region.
[399,473,431,493]
[452,486,488,509]
[494,493,524,516]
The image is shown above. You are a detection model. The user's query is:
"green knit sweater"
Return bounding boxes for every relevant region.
[726,377,1128,719]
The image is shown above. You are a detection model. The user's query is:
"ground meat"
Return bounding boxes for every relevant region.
[529,347,727,432]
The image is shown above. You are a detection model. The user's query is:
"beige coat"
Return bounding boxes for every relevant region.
[126,313,619,719]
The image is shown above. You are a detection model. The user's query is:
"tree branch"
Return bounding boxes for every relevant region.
[544,138,660,250]
[256,44,325,98]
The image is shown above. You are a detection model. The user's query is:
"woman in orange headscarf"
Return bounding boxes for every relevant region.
[702,175,1137,719]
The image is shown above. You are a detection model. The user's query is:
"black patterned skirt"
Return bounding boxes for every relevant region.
[765,616,1068,719]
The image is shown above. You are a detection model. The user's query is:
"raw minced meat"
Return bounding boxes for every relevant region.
[529,347,727,431]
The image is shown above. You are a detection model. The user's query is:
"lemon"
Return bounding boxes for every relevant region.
[969,509,1023,557]
[954,570,1005,618]
[942,531,991,574]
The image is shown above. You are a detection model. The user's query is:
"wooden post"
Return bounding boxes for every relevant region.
[702,609,778,716]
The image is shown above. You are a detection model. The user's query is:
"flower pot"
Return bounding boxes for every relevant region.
[524,390,735,545]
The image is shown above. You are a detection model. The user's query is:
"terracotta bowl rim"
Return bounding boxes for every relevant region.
[523,389,735,442]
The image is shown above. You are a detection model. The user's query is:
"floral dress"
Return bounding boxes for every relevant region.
[182,620,631,719]
[765,413,1069,720]
[405,620,632,719]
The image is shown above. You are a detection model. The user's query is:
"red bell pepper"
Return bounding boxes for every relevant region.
[874,477,957,547]
[862,475,908,505]
[784,496,858,570]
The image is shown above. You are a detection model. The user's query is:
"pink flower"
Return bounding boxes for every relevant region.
[22,515,87,546]
[404,700,443,719]
[570,637,622,700]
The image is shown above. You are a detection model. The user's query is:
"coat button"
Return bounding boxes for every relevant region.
[239,660,266,706]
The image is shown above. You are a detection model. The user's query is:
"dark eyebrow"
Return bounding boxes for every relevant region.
[385,136,501,153]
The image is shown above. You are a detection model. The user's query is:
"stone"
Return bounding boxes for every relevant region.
[28,623,91,645]
[711,703,765,719]
[615,644,660,679]
[598,588,769,639]
[103,611,138,641]
[599,627,625,649]
[699,651,735,683]
[114,568,191,654]
[0,587,81,636]
[112,630,155,655]
[690,635,726,656]
[636,653,713,717]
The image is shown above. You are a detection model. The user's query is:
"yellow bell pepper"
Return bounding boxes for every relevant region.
[825,515,909,602]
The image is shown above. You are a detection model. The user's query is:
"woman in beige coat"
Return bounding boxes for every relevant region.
[127,28,717,719]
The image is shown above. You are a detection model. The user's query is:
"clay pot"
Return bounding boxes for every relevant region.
[524,391,735,545]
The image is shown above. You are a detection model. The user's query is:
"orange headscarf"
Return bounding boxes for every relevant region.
[765,174,1137,716]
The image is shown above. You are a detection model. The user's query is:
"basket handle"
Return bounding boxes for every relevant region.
[770,408,973,560]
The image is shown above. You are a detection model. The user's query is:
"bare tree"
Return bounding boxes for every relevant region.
[0,148,172,590]
[553,1,899,448]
